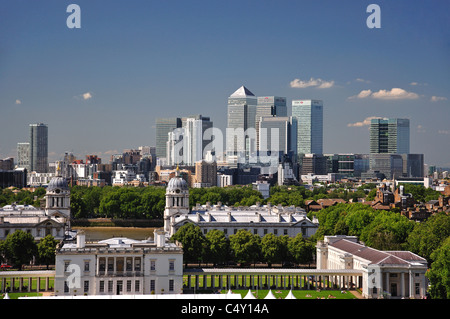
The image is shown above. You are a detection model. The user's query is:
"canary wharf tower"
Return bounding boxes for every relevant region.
[226,86,257,162]
[30,123,48,173]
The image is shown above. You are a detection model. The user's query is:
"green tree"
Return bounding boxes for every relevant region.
[204,229,229,266]
[37,235,58,269]
[261,233,283,266]
[426,236,450,299]
[171,223,206,266]
[288,234,315,266]
[3,230,37,270]
[407,212,450,263]
[229,229,261,265]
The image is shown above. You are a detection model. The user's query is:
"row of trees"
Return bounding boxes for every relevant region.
[0,230,58,270]
[171,223,315,268]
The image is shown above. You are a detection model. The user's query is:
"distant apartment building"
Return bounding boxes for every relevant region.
[29,123,48,173]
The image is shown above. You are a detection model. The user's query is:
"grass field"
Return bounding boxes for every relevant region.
[1,292,43,299]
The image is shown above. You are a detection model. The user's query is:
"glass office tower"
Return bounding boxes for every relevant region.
[370,118,410,154]
[29,123,48,173]
[291,99,323,155]
[156,117,182,159]
[226,86,257,161]
[255,96,287,150]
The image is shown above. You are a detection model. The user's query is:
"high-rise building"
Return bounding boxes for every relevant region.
[156,117,182,159]
[17,142,30,171]
[370,118,410,154]
[166,115,213,166]
[258,116,297,161]
[226,86,257,162]
[29,123,48,173]
[292,100,323,155]
[255,96,287,150]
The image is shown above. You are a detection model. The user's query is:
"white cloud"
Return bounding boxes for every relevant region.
[430,96,447,102]
[290,77,335,89]
[356,78,371,83]
[74,92,93,101]
[417,125,426,133]
[82,92,93,100]
[15,99,21,105]
[438,130,450,135]
[348,88,419,100]
[347,116,381,127]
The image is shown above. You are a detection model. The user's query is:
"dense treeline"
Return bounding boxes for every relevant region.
[308,203,450,299]
[171,224,316,268]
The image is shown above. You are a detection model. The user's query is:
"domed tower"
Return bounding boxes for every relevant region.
[45,176,71,224]
[164,168,189,235]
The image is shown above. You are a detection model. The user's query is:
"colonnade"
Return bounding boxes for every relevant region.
[0,271,55,293]
[183,269,362,291]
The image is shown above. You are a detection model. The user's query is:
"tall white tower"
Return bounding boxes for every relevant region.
[164,169,190,236]
[45,176,71,226]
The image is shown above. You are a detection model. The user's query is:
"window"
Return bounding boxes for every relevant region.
[223,229,227,235]
[264,229,268,235]
[274,229,278,235]
[108,281,113,293]
[135,257,141,271]
[64,281,69,293]
[135,280,140,292]
[150,260,156,271]
[253,229,258,235]
[84,261,90,272]
[99,281,105,293]
[169,260,175,271]
[150,280,155,293]
[415,283,420,295]
[203,229,207,235]
[127,280,132,292]
[284,229,288,235]
[83,281,89,293]
[126,258,132,271]
[169,279,174,292]
[64,261,70,272]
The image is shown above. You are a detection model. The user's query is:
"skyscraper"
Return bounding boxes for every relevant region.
[291,99,323,155]
[258,116,297,160]
[17,142,30,171]
[226,86,257,161]
[156,117,182,159]
[166,115,213,166]
[29,123,48,173]
[370,118,410,154]
[255,96,287,150]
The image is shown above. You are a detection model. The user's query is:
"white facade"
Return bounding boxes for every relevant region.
[54,230,183,296]
[0,176,70,240]
[316,235,428,299]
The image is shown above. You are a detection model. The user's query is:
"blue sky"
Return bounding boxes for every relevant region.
[1,0,449,167]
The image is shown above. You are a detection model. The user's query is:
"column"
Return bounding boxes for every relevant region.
[400,272,405,298]
[28,278,32,292]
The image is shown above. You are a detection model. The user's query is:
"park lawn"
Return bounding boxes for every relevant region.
[1,292,43,299]
[223,289,357,299]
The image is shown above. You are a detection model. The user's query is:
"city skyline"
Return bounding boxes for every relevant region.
[0,1,449,167]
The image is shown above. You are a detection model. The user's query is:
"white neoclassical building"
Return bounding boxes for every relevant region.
[164,170,319,238]
[316,235,428,299]
[54,230,183,296]
[0,176,71,241]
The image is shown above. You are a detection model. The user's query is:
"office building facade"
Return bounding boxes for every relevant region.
[292,100,323,155]
[29,123,48,173]
[370,118,410,154]
[156,117,182,160]
[226,86,257,162]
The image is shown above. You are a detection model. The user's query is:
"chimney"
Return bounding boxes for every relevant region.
[154,229,166,248]
[76,231,85,248]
